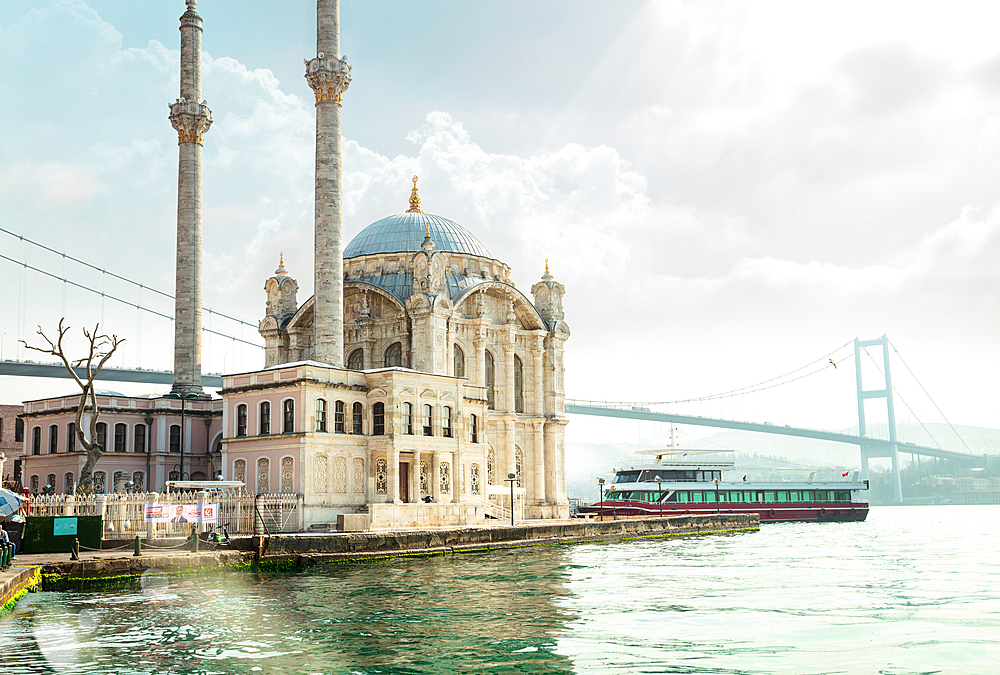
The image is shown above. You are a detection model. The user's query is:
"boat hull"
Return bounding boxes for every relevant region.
[577,502,869,523]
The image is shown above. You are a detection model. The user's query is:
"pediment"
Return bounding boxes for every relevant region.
[367,387,388,398]
[420,389,438,399]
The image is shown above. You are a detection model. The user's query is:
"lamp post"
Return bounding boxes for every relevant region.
[713,478,720,514]
[597,477,605,521]
[505,471,517,526]
[655,475,663,518]
[610,485,617,521]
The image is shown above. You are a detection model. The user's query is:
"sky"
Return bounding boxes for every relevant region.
[1,0,999,450]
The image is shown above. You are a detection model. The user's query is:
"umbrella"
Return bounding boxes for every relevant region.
[0,487,25,518]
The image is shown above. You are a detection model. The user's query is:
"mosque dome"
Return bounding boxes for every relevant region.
[344,211,493,259]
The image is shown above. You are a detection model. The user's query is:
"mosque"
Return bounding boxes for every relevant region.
[18,0,570,529]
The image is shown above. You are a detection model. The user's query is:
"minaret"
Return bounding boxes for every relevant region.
[305,0,351,366]
[168,0,212,395]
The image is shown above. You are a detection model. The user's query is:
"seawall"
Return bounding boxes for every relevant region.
[0,566,43,618]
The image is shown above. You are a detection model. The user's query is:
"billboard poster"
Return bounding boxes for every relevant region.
[144,504,217,524]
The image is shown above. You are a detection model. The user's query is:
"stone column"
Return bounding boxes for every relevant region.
[388,446,401,504]
[431,452,441,502]
[531,420,545,506]
[412,450,422,501]
[503,417,516,488]
[532,341,545,415]
[306,0,351,367]
[442,452,454,503]
[543,422,557,505]
[169,0,212,396]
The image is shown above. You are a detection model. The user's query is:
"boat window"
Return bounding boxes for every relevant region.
[764,491,775,502]
[837,491,850,502]
[614,471,640,484]
[691,492,703,503]
[744,491,753,503]
[814,491,828,502]
[675,491,688,503]
[777,491,789,503]
[789,491,801,502]
[714,471,722,481]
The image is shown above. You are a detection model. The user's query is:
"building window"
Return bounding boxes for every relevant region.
[315,455,328,493]
[419,461,429,494]
[114,423,127,452]
[64,472,75,494]
[283,399,294,433]
[32,426,41,455]
[236,404,248,437]
[403,403,413,435]
[348,348,364,370]
[470,414,478,444]
[514,355,524,413]
[353,458,365,493]
[133,424,146,453]
[169,424,181,453]
[168,470,180,482]
[15,418,24,443]
[373,403,385,436]
[515,446,524,488]
[454,345,465,378]
[375,458,388,494]
[440,462,451,494]
[257,457,270,494]
[67,422,76,452]
[132,471,144,492]
[96,422,107,452]
[260,401,271,435]
[485,351,495,409]
[471,463,481,495]
[315,399,327,432]
[281,457,294,493]
[352,402,363,434]
[385,342,403,367]
[423,404,433,437]
[49,425,58,454]
[234,459,246,484]
[30,475,39,494]
[443,407,453,438]
[93,471,107,494]
[46,473,56,493]
[335,400,346,433]
[487,447,496,485]
[113,471,127,492]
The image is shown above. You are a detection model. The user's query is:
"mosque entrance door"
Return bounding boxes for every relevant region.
[399,463,410,503]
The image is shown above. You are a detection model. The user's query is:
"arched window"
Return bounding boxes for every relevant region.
[133,424,146,453]
[373,402,385,436]
[114,423,127,452]
[403,403,413,435]
[348,348,364,370]
[352,402,363,434]
[46,473,56,492]
[67,422,76,452]
[257,457,270,494]
[234,459,246,484]
[385,342,403,367]
[236,404,248,437]
[440,462,451,494]
[454,345,465,378]
[443,407,452,438]
[93,471,107,494]
[132,471,145,492]
[485,351,495,410]
[30,475,39,494]
[423,404,433,437]
[282,399,294,433]
[335,400,346,433]
[514,355,524,413]
[31,427,41,455]
[470,463,481,495]
[487,447,496,485]
[49,425,58,454]
[375,458,388,494]
[64,472,75,494]
[96,422,107,452]
[281,457,294,493]
[259,401,271,435]
[169,424,181,452]
[315,399,327,432]
[470,414,478,443]
[515,446,524,488]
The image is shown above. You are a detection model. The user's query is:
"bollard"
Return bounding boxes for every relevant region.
[133,535,141,557]
[71,538,80,561]
[190,524,199,553]
[1,543,8,568]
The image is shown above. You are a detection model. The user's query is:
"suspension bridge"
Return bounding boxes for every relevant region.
[1,227,990,502]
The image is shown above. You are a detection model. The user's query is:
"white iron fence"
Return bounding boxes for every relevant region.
[27,491,302,539]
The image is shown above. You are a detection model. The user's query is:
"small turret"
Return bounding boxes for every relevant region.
[531,259,566,327]
[264,253,299,321]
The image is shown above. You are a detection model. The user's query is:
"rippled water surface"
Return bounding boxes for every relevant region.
[2,505,998,674]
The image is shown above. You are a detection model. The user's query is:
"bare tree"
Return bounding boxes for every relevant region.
[21,319,124,494]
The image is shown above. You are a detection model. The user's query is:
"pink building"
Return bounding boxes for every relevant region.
[18,392,222,494]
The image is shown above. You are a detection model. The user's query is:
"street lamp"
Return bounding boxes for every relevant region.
[505,471,517,526]
[713,478,720,514]
[654,475,663,518]
[597,477,605,522]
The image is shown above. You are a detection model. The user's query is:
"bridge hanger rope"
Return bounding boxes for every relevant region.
[0,226,258,331]
[0,251,261,350]
[861,347,943,450]
[888,340,971,454]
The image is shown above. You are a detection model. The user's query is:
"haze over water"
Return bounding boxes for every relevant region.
[2,505,997,674]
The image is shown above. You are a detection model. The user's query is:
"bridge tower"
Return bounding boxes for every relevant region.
[854,335,902,502]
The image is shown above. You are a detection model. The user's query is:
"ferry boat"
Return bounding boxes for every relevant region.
[578,450,869,523]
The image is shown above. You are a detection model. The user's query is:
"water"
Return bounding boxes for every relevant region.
[2,505,998,674]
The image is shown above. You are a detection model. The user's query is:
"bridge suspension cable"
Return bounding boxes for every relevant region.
[860,347,943,449]
[0,226,259,332]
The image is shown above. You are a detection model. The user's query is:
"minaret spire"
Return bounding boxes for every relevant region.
[306,0,351,366]
[169,0,212,395]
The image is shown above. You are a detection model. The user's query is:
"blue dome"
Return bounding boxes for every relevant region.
[344,212,493,259]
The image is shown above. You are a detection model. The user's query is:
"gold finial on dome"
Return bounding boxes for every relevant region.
[280,252,284,266]
[425,222,431,237]
[407,175,423,213]
[545,258,549,274]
